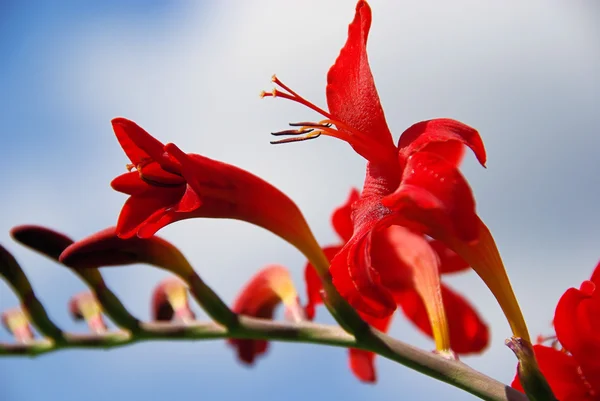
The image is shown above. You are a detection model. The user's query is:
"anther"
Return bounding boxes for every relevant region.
[271,128,315,136]
[288,122,332,128]
[270,133,321,145]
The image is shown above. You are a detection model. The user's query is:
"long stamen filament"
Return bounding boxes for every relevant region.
[262,76,396,163]
[261,75,332,119]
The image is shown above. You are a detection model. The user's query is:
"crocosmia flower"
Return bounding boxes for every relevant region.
[512,261,600,400]
[229,265,304,365]
[111,118,324,265]
[264,0,528,342]
[305,189,489,382]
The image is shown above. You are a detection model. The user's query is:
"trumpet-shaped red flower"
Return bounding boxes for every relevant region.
[512,261,600,400]
[305,189,489,382]
[229,265,304,365]
[111,118,324,264]
[264,0,528,342]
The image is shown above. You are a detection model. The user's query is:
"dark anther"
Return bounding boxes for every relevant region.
[271,128,314,136]
[288,122,332,128]
[270,133,321,145]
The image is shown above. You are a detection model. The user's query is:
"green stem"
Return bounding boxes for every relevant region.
[0,316,528,401]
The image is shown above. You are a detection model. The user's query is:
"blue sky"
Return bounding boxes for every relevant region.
[1,1,599,400]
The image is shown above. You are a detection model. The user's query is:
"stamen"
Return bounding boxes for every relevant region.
[270,133,321,145]
[271,128,315,136]
[261,75,332,119]
[262,75,396,163]
[289,122,332,128]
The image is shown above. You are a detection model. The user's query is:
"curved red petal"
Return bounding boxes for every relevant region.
[112,118,166,165]
[332,188,360,242]
[111,171,151,195]
[229,339,270,365]
[174,185,202,213]
[396,284,489,355]
[554,283,600,389]
[397,119,486,168]
[304,246,342,320]
[378,226,451,351]
[511,345,592,400]
[429,240,470,274]
[440,284,489,354]
[382,152,479,243]
[349,349,376,383]
[138,162,186,186]
[116,187,185,238]
[348,313,393,383]
[329,202,397,318]
[442,217,530,343]
[325,1,396,163]
[229,265,298,365]
[589,260,600,286]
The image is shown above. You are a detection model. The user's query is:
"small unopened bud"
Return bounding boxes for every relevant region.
[1,307,34,343]
[69,292,107,333]
[506,336,558,401]
[151,278,195,322]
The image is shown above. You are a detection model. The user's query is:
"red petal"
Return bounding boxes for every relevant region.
[589,260,600,286]
[377,226,451,351]
[442,217,530,343]
[554,282,600,390]
[175,185,202,213]
[396,284,488,354]
[325,1,396,163]
[111,171,151,195]
[429,240,470,274]
[332,189,360,242]
[329,199,397,318]
[116,187,185,238]
[229,265,299,365]
[397,119,486,168]
[511,345,592,400]
[382,152,479,242]
[349,313,393,383]
[112,118,167,165]
[304,246,342,320]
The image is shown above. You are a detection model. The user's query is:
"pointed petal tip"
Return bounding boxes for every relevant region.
[349,349,377,383]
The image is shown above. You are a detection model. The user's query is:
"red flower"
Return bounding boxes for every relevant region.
[228,265,304,365]
[264,0,528,342]
[305,189,489,382]
[512,261,600,400]
[111,118,324,264]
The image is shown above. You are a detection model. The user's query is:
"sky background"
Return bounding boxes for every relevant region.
[1,1,599,400]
